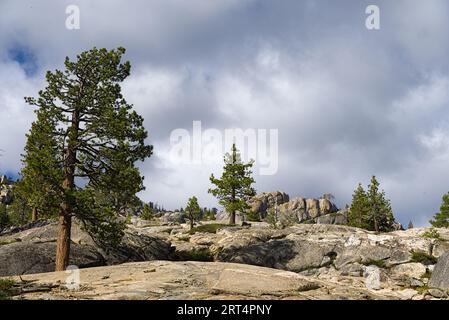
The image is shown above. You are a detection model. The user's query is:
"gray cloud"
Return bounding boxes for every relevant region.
[1,0,449,226]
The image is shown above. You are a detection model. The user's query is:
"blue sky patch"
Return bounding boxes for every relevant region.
[8,45,38,76]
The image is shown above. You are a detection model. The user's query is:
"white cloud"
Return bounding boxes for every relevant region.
[0,61,42,173]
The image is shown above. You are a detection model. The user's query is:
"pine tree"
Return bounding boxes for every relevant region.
[15,108,63,222]
[367,176,395,232]
[24,47,153,271]
[202,208,215,221]
[185,196,201,229]
[209,144,256,225]
[348,183,369,229]
[265,207,278,229]
[430,192,449,228]
[0,203,9,232]
[140,203,154,221]
[349,176,396,232]
[7,191,31,226]
[408,221,414,229]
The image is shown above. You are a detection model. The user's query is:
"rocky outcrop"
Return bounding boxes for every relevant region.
[429,251,449,291]
[1,220,449,300]
[215,211,246,223]
[0,175,13,205]
[0,220,173,277]
[160,211,186,224]
[5,261,413,300]
[247,191,290,218]
[246,192,340,226]
[210,225,415,272]
[163,223,449,298]
[277,197,341,226]
[314,209,348,225]
[207,191,342,226]
[0,242,104,276]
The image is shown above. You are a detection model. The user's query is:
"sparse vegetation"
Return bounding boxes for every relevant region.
[140,203,155,221]
[171,248,214,262]
[430,192,449,228]
[201,208,216,221]
[415,285,429,294]
[361,259,387,268]
[0,239,18,246]
[265,207,279,229]
[421,228,442,240]
[0,279,16,300]
[188,223,230,235]
[410,250,438,265]
[0,204,10,231]
[245,210,261,222]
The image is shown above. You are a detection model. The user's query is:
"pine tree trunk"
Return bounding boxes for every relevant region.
[374,216,379,233]
[31,207,38,222]
[230,185,236,225]
[229,210,236,225]
[190,217,194,230]
[373,204,379,233]
[55,208,72,271]
[55,110,79,271]
[229,146,237,226]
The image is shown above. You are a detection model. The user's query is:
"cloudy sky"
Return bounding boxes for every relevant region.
[1,0,449,226]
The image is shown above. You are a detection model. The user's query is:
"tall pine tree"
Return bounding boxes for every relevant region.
[430,192,449,228]
[209,144,256,225]
[24,47,153,271]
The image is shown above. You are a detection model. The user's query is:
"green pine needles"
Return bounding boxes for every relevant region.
[430,192,449,228]
[348,176,396,232]
[20,47,153,270]
[185,196,202,230]
[209,143,256,225]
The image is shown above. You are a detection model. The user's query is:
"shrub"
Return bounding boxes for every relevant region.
[415,285,429,294]
[0,239,18,246]
[265,207,282,228]
[140,203,154,221]
[0,279,15,300]
[188,223,230,235]
[202,210,216,221]
[361,259,387,268]
[245,210,260,222]
[410,251,438,265]
[171,248,214,262]
[421,228,442,240]
[0,204,10,231]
